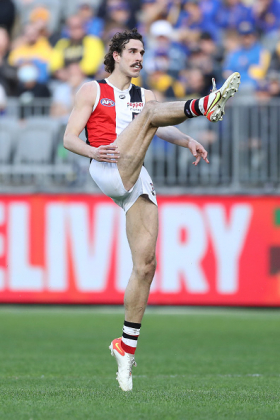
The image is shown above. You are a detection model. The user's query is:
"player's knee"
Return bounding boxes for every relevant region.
[134,255,157,284]
[142,100,157,121]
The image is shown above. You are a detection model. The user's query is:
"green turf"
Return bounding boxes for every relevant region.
[0,307,279,420]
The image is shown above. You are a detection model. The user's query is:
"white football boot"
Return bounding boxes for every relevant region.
[205,72,241,122]
[109,338,137,392]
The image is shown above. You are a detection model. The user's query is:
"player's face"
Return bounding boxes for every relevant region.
[117,39,145,77]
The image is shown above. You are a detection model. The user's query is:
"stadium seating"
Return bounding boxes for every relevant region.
[14,117,59,164]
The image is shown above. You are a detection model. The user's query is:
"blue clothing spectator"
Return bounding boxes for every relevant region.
[61,17,104,39]
[223,22,271,88]
[200,0,221,20]
[61,2,105,38]
[253,0,280,35]
[144,43,187,79]
[175,1,219,42]
[84,17,104,37]
[146,20,187,78]
[216,0,254,31]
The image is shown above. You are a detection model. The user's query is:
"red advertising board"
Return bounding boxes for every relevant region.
[0,195,280,306]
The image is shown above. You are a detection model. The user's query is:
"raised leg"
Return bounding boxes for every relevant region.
[124,195,158,323]
[116,100,187,190]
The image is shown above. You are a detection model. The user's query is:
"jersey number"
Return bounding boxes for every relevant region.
[132,112,139,120]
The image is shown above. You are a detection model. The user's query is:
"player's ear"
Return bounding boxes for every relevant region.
[113,51,120,63]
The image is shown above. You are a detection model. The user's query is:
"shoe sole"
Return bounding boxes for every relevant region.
[209,72,241,122]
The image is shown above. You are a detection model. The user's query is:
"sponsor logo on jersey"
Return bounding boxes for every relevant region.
[127,102,144,112]
[101,98,115,107]
[119,94,126,99]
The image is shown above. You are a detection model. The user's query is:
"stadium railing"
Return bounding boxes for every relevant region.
[1,97,280,194]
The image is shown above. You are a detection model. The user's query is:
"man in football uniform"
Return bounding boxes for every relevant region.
[64,28,240,392]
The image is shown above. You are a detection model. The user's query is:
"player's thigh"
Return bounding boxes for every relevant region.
[115,102,158,155]
[126,195,158,266]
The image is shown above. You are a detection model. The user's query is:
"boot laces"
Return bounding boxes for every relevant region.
[211,78,217,92]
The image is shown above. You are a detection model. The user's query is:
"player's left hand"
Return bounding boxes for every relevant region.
[187,138,209,166]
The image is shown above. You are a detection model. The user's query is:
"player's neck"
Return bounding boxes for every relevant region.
[107,70,132,91]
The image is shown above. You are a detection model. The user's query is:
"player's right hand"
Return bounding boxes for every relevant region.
[93,145,120,163]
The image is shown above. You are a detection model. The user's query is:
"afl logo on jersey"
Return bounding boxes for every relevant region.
[101,98,115,107]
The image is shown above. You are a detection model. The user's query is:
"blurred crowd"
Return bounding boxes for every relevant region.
[1,0,280,120]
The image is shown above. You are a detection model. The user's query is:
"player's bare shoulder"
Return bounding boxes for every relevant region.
[75,80,97,108]
[144,89,157,102]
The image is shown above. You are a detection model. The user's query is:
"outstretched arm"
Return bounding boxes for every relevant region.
[64,82,120,163]
[144,89,209,166]
[156,126,209,166]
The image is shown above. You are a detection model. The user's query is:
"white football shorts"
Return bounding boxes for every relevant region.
[89,159,157,214]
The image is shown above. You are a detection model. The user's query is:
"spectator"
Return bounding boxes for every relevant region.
[102,1,131,37]
[144,20,186,79]
[255,79,271,103]
[223,21,271,90]
[252,0,280,51]
[253,0,280,35]
[266,71,280,98]
[27,5,61,47]
[222,28,241,55]
[179,67,211,97]
[98,0,141,29]
[184,33,223,89]
[0,0,16,35]
[216,0,254,31]
[269,40,280,72]
[146,50,185,98]
[0,27,17,96]
[175,0,219,43]
[108,1,131,26]
[15,61,51,118]
[200,0,221,20]
[8,22,53,83]
[50,15,104,78]
[16,62,50,97]
[29,6,50,31]
[199,32,224,83]
[77,1,104,37]
[138,0,170,30]
[50,62,90,120]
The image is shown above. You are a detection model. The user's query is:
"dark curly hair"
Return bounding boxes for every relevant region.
[104,28,144,74]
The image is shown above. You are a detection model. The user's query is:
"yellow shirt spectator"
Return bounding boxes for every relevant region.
[50,35,104,76]
[8,23,53,83]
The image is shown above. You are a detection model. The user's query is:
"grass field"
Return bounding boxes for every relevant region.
[0,306,279,420]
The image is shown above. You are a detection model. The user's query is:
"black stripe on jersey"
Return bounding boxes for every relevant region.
[129,84,145,166]
[97,79,106,84]
[129,84,143,103]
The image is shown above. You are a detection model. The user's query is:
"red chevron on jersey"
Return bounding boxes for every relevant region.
[86,81,116,148]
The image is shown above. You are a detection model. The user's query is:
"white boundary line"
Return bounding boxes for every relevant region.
[0,305,280,317]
